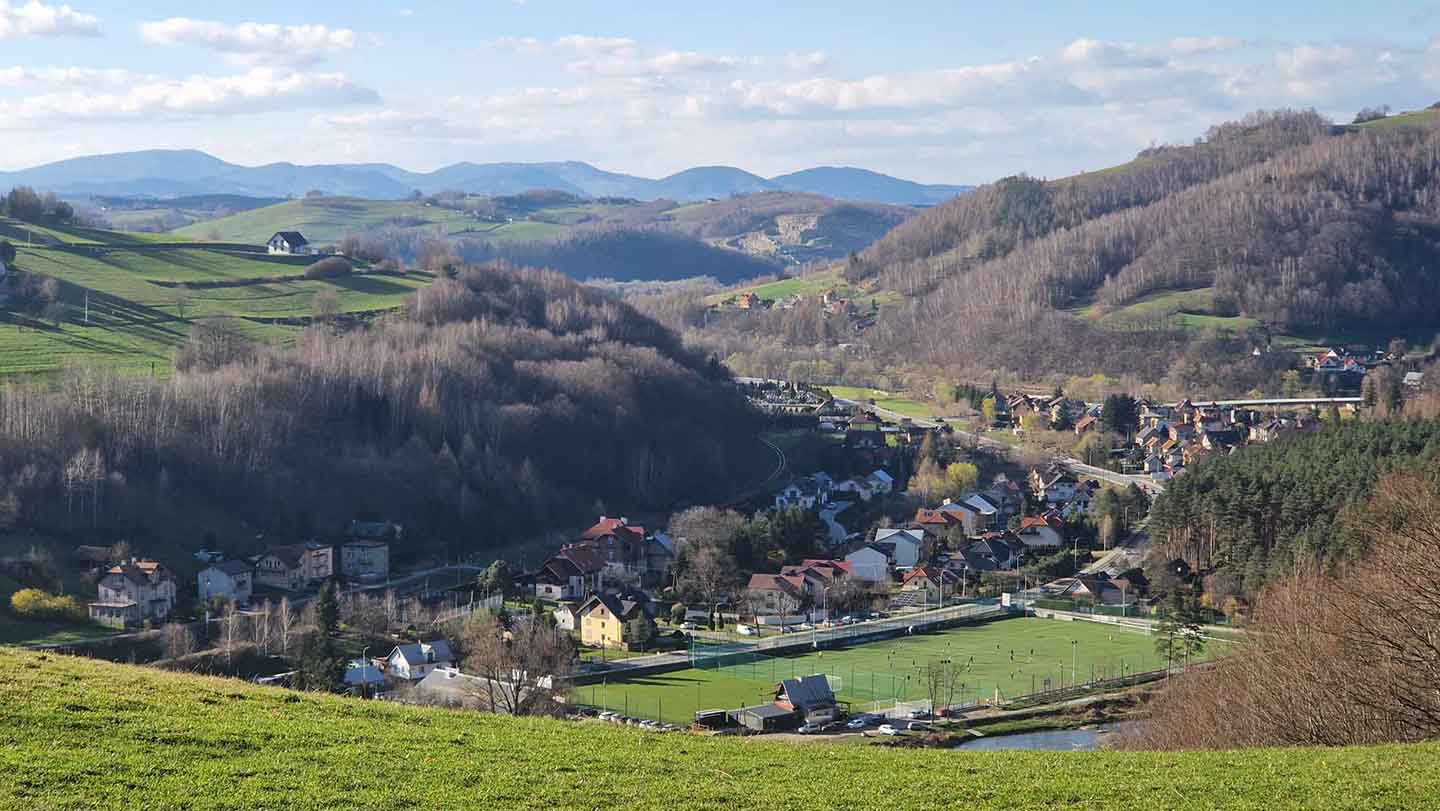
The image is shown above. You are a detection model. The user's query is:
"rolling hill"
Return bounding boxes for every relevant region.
[0,149,970,205]
[700,110,1440,396]
[170,191,913,283]
[0,218,428,376]
[2,649,1437,809]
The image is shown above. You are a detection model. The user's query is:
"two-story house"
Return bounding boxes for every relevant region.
[578,593,655,650]
[339,539,390,581]
[253,543,334,590]
[89,558,176,628]
[198,560,254,605]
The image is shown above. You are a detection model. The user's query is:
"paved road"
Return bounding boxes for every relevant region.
[1083,530,1150,576]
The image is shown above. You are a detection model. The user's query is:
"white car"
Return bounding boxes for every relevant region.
[878,724,900,736]
[679,622,698,631]
[736,624,756,636]
[798,722,822,734]
[846,718,869,730]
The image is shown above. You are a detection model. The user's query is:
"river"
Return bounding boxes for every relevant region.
[955,724,1119,752]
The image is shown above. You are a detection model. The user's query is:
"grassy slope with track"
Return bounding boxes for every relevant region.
[1,648,1437,810]
[173,196,576,245]
[0,221,431,376]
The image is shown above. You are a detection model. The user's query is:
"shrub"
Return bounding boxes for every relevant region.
[303,257,353,279]
[10,588,86,622]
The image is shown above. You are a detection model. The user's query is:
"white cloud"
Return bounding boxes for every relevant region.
[784,51,829,71]
[138,18,359,65]
[0,1,99,38]
[0,65,140,86]
[0,68,379,124]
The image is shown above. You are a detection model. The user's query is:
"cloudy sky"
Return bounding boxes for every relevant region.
[2,0,1439,183]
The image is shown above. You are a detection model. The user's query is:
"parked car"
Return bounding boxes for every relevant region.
[736,623,755,636]
[679,622,698,631]
[821,721,844,732]
[878,724,900,736]
[846,718,869,730]
[798,723,822,734]
[908,722,933,732]
[908,709,931,719]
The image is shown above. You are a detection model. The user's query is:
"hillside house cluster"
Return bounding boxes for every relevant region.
[1119,399,1326,481]
[524,516,669,650]
[195,525,395,606]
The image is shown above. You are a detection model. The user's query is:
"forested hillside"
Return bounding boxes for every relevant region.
[696,111,1440,394]
[0,267,761,559]
[1147,418,1440,598]
[454,229,781,284]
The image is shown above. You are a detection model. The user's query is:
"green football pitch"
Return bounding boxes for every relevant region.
[575,617,1197,724]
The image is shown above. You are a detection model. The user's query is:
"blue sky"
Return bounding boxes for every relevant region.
[2,1,1439,183]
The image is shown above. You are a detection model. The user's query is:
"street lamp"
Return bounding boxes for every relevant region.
[1071,640,1078,687]
[360,645,370,699]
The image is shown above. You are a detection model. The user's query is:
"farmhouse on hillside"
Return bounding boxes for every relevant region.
[267,231,311,256]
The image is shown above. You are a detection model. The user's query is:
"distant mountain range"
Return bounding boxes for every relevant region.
[0,150,972,206]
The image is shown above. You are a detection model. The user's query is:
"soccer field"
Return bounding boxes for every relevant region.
[576,617,1190,724]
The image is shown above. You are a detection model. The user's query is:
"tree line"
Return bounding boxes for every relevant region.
[1147,417,1440,601]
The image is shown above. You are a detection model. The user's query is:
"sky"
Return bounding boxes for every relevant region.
[2,0,1440,184]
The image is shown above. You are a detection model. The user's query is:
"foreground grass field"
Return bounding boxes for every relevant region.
[2,648,1437,809]
[579,618,1182,724]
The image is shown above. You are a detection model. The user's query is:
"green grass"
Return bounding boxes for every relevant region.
[824,385,938,419]
[1,238,431,376]
[172,197,481,244]
[171,196,578,246]
[0,616,118,646]
[4,647,1438,809]
[577,618,1181,725]
[1350,109,1438,131]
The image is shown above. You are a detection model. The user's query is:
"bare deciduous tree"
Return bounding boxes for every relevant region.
[456,612,574,716]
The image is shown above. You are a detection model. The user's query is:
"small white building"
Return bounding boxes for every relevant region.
[198,560,254,605]
[384,640,454,681]
[267,231,311,256]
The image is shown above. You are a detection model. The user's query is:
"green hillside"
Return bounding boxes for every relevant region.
[0,222,431,376]
[1,649,1437,809]
[170,196,561,245]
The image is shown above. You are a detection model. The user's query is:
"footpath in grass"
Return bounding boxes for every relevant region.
[4,648,1438,810]
[577,617,1176,724]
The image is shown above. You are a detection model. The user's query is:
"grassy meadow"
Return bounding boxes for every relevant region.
[1,647,1437,809]
[0,230,432,376]
[172,196,573,245]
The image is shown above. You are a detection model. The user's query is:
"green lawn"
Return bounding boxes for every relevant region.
[6,648,1438,810]
[577,618,1184,724]
[0,616,118,646]
[824,385,938,419]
